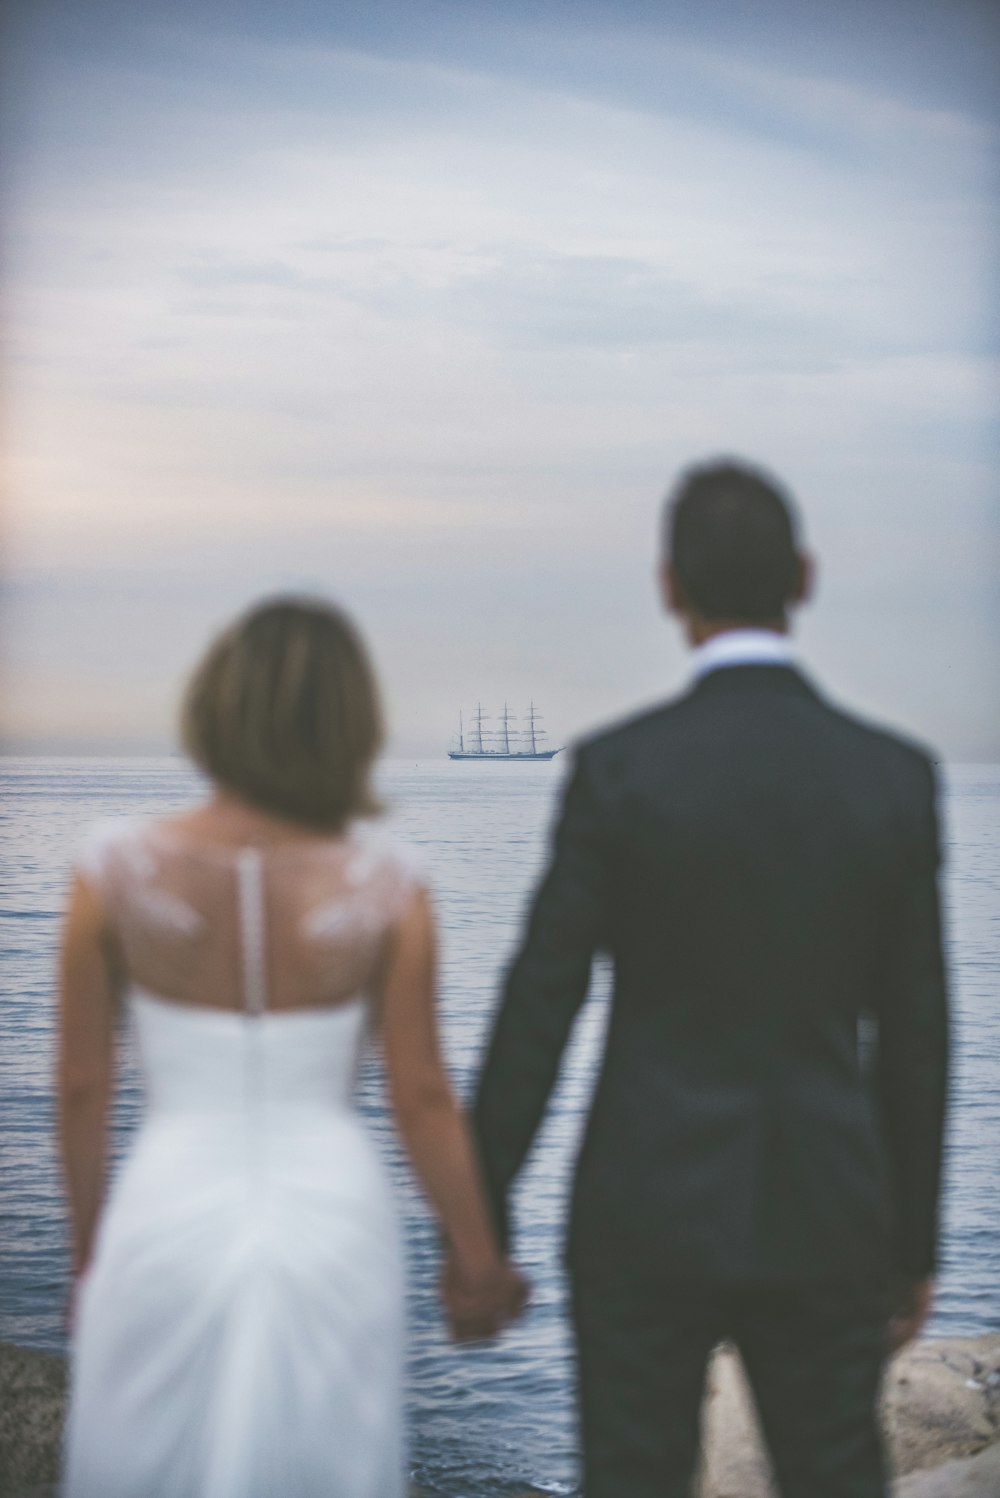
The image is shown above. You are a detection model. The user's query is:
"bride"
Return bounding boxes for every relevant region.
[57,596,527,1498]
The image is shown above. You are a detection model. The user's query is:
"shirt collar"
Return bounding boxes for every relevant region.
[691,628,796,680]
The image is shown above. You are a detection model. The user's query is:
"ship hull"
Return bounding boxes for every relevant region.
[447,749,561,761]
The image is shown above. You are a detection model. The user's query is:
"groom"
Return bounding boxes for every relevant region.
[470,460,949,1497]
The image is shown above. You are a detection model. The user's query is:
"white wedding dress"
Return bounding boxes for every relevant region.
[62,818,419,1498]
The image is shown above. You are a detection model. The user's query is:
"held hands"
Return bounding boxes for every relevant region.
[888,1275,934,1355]
[441,1250,529,1343]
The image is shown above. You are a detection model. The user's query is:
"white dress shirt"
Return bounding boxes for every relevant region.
[691,628,797,680]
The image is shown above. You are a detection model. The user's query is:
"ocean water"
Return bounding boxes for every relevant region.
[1,756,998,1497]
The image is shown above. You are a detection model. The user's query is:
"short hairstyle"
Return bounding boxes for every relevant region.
[664,459,802,623]
[180,596,383,830]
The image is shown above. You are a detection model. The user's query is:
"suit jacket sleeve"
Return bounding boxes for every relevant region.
[473,748,610,1250]
[875,756,950,1278]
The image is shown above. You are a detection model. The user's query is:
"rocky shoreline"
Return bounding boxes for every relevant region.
[696,1336,1000,1497]
[2,1335,998,1497]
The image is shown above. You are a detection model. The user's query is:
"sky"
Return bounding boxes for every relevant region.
[2,0,998,757]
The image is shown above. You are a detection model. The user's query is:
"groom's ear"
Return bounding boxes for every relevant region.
[793,552,816,608]
[660,561,686,616]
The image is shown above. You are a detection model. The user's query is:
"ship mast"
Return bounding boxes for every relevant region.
[501,701,513,755]
[458,709,464,753]
[472,702,488,754]
[526,702,545,754]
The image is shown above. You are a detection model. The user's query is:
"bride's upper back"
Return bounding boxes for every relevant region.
[79,816,419,1018]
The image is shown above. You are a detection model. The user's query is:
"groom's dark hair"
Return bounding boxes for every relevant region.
[665,459,802,623]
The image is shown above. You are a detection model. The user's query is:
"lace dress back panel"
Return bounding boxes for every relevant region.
[81,819,415,1015]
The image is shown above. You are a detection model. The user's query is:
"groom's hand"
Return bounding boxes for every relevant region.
[887,1275,934,1354]
[441,1253,529,1343]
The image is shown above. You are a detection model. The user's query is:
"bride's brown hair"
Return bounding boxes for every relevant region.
[180,596,384,829]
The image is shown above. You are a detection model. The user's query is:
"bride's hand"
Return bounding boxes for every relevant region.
[441,1252,529,1342]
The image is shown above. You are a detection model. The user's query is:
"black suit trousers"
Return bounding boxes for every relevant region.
[572,1268,889,1498]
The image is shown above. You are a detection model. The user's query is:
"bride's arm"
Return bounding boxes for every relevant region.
[57,874,120,1278]
[378,886,526,1335]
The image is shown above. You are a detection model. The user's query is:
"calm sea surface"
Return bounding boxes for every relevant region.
[1,757,998,1497]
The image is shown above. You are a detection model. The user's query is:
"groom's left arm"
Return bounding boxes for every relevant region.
[473,744,611,1249]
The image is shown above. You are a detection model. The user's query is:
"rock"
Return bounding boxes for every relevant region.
[696,1348,776,1498]
[0,1343,65,1498]
[896,1442,1000,1497]
[886,1337,1000,1476]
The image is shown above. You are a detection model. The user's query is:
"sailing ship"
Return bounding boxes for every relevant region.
[448,702,562,761]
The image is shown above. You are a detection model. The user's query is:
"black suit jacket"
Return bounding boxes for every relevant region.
[473,664,949,1283]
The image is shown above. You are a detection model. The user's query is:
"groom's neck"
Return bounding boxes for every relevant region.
[686,615,789,647]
